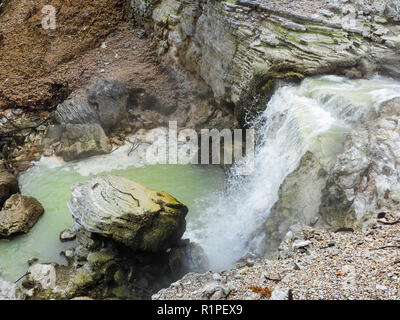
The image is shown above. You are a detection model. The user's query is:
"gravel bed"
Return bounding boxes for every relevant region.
[154,220,400,300]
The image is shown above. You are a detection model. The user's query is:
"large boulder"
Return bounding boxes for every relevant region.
[0,194,44,238]
[51,79,128,161]
[86,79,128,133]
[55,123,111,161]
[69,175,188,252]
[55,100,99,126]
[0,168,19,208]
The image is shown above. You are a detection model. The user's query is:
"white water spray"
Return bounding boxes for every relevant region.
[187,75,400,270]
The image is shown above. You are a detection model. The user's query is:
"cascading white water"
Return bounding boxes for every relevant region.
[186,75,400,271]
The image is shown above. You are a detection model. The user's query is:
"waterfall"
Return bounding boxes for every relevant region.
[186,75,400,271]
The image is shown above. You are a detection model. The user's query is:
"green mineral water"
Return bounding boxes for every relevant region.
[0,154,225,281]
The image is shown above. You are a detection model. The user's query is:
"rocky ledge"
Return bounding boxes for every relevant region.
[129,0,400,123]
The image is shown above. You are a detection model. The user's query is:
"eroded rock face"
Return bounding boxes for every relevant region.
[320,98,400,228]
[129,0,400,122]
[0,194,44,238]
[69,174,188,252]
[253,97,400,255]
[0,169,19,208]
[259,151,328,254]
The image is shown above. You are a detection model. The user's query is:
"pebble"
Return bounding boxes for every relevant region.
[292,240,311,249]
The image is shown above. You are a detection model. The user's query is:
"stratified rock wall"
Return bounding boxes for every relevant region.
[129,0,400,119]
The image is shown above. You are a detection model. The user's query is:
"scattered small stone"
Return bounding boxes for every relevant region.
[270,286,290,300]
[292,240,311,249]
[376,284,387,291]
[212,273,222,281]
[137,29,146,39]
[11,108,23,116]
[59,229,76,242]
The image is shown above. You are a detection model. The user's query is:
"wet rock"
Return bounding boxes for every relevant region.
[0,278,24,300]
[69,174,188,252]
[0,194,44,238]
[50,175,196,300]
[169,240,208,278]
[56,123,111,161]
[86,79,128,133]
[0,168,19,208]
[26,263,56,290]
[60,229,76,242]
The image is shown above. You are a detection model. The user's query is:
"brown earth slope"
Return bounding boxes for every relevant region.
[0,0,125,110]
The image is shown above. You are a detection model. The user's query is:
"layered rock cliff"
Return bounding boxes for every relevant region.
[128,0,400,122]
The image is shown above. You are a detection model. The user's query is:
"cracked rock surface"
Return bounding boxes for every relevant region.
[69,174,188,252]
